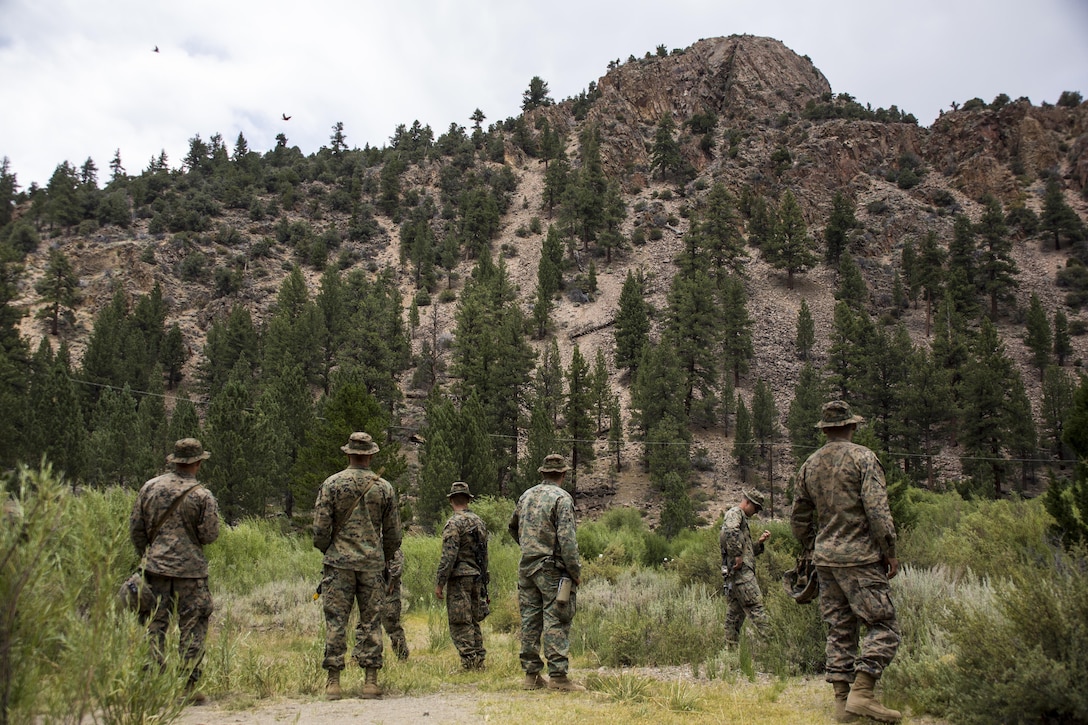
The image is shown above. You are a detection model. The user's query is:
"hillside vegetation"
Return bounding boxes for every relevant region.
[0,35,1087,531]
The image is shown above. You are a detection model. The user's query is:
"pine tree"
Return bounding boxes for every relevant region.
[786,363,828,460]
[1040,179,1085,251]
[696,182,748,279]
[35,249,80,336]
[1024,293,1052,378]
[418,395,460,532]
[1041,365,1076,459]
[796,299,815,361]
[565,345,596,489]
[665,267,720,421]
[629,340,686,445]
[650,114,684,183]
[763,190,818,290]
[900,346,955,485]
[607,393,624,473]
[166,395,201,445]
[614,270,650,377]
[858,323,912,452]
[1054,308,1072,367]
[732,396,755,476]
[26,340,84,479]
[976,196,1019,320]
[720,274,753,388]
[824,190,857,267]
[834,252,868,309]
[160,323,188,390]
[590,347,611,433]
[518,392,559,497]
[946,215,979,321]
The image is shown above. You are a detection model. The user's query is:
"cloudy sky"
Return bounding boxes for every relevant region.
[2,0,1086,189]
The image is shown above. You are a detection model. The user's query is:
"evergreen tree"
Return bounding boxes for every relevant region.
[262,266,325,385]
[665,267,720,421]
[914,230,946,336]
[824,190,857,267]
[859,323,912,452]
[650,114,684,183]
[590,347,611,433]
[607,393,624,473]
[976,195,1019,319]
[458,391,498,497]
[900,239,919,307]
[417,392,461,531]
[1041,365,1076,459]
[340,267,412,410]
[1040,179,1085,251]
[202,359,263,521]
[199,305,259,394]
[763,190,818,290]
[825,301,866,401]
[796,298,815,361]
[732,395,755,476]
[900,346,955,485]
[614,270,650,377]
[1024,293,1052,378]
[657,469,695,539]
[160,323,188,390]
[834,252,868,308]
[564,345,596,489]
[26,340,84,479]
[44,162,80,231]
[166,395,201,445]
[696,182,748,278]
[720,274,754,388]
[629,339,686,446]
[35,248,80,336]
[751,378,779,461]
[786,362,828,460]
[959,318,1026,497]
[518,391,559,497]
[522,76,554,111]
[1054,308,1072,367]
[83,385,144,488]
[0,157,17,229]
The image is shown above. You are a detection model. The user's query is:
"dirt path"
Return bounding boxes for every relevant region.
[178,691,483,725]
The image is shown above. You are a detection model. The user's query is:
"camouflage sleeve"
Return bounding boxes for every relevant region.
[753,539,764,558]
[720,510,743,560]
[790,462,816,549]
[479,518,489,577]
[388,548,404,578]
[860,452,897,559]
[435,517,460,586]
[196,489,220,546]
[312,482,333,553]
[554,494,581,581]
[130,488,149,554]
[381,482,402,564]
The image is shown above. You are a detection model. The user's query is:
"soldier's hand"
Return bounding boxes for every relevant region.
[885,557,900,579]
[434,584,444,600]
[733,555,744,571]
[758,529,771,544]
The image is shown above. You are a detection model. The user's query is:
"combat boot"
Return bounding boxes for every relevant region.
[324,669,342,701]
[832,681,858,723]
[522,672,547,690]
[846,671,901,722]
[546,674,586,692]
[361,667,383,699]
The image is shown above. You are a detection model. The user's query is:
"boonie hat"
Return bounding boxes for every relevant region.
[167,438,211,464]
[814,400,865,429]
[743,489,765,511]
[341,431,380,455]
[538,453,571,474]
[447,481,474,499]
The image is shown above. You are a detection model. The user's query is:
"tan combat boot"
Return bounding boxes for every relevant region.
[832,681,858,723]
[324,669,342,701]
[522,672,547,690]
[361,667,383,699]
[546,674,586,692]
[845,671,901,722]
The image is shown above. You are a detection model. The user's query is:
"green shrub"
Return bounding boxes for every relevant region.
[207,518,321,596]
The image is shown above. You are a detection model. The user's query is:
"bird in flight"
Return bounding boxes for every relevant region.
[282,113,291,121]
[153,45,159,53]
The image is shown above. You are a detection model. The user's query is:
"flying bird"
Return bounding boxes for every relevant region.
[282,113,291,121]
[153,45,159,53]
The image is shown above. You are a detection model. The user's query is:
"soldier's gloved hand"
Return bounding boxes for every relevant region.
[885,557,900,579]
[434,584,444,600]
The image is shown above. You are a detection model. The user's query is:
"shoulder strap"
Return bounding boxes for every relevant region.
[147,482,201,546]
[330,473,377,546]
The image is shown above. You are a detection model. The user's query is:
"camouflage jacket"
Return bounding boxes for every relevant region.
[508,482,581,581]
[130,470,220,578]
[720,505,764,579]
[312,466,401,575]
[791,440,897,567]
[436,509,487,586]
[387,547,404,581]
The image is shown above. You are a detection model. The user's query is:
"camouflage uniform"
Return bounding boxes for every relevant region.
[720,504,768,644]
[379,548,409,660]
[792,435,900,683]
[436,507,488,668]
[509,471,581,678]
[129,440,219,684]
[313,464,401,673]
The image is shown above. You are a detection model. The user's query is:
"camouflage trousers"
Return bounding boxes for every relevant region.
[816,562,900,682]
[380,575,408,657]
[321,565,384,672]
[517,568,576,677]
[446,575,486,666]
[724,571,769,645]
[140,574,213,682]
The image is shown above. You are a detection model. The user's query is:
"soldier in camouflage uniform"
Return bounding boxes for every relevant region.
[508,454,585,692]
[313,432,401,701]
[380,548,409,660]
[130,438,219,704]
[792,401,901,723]
[720,490,772,646]
[434,481,488,670]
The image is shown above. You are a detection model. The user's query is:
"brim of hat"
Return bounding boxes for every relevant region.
[341,445,380,454]
[814,415,865,429]
[447,491,475,499]
[168,452,211,463]
[538,466,570,473]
